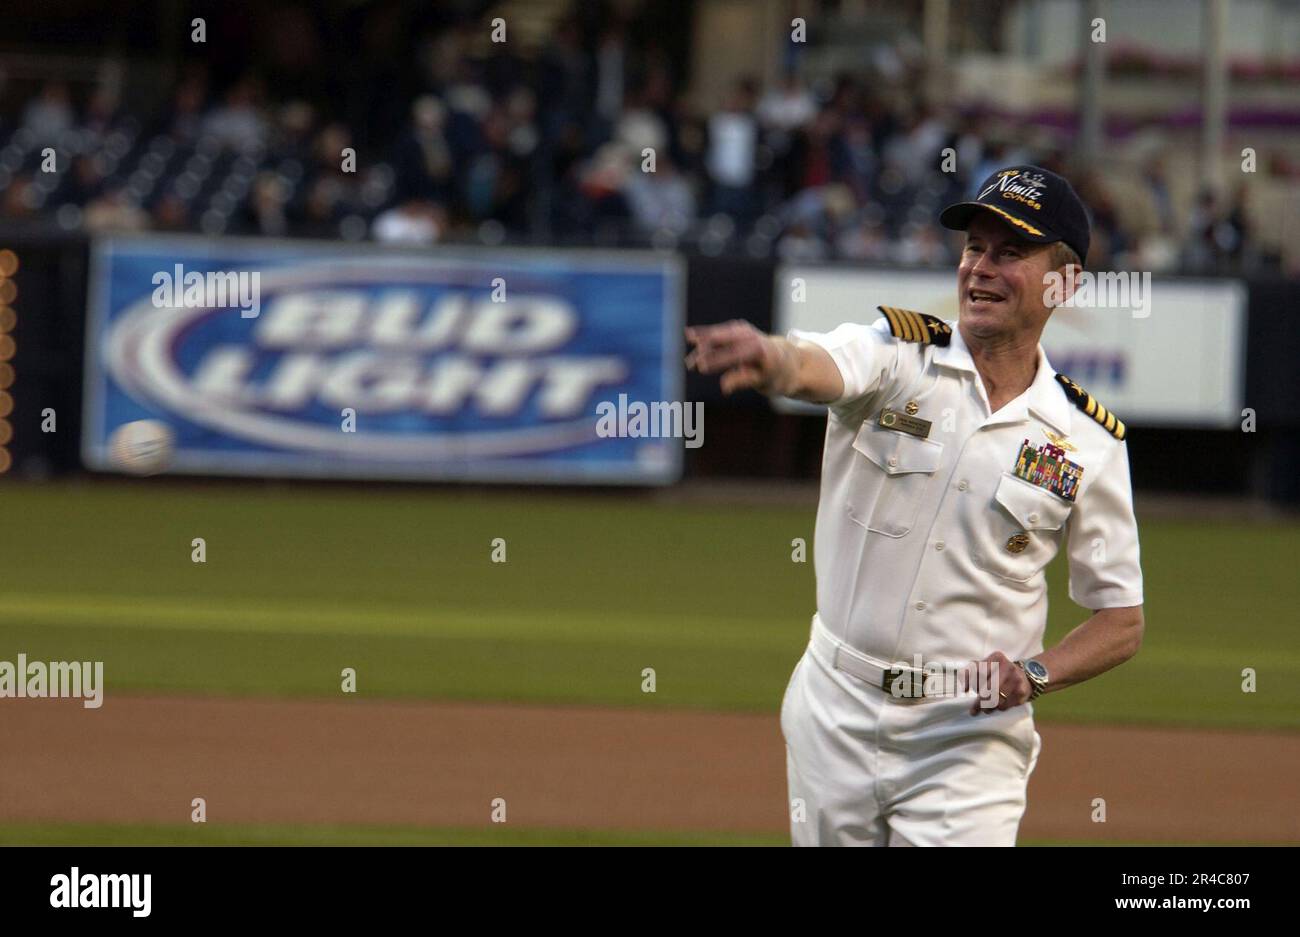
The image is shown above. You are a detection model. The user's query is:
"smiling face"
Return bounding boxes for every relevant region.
[957,211,1063,342]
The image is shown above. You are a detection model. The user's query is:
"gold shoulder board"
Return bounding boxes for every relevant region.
[877,307,953,346]
[1055,373,1126,440]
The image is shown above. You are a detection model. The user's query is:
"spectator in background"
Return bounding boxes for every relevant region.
[295,122,357,234]
[623,155,695,238]
[83,185,149,232]
[544,121,591,237]
[301,176,349,233]
[777,219,829,261]
[674,111,707,180]
[372,200,446,245]
[1130,157,1179,272]
[1184,184,1251,274]
[273,101,317,162]
[1078,172,1131,268]
[22,82,75,139]
[442,59,494,128]
[1142,157,1176,236]
[462,96,534,227]
[419,25,468,93]
[159,73,208,144]
[757,72,818,160]
[574,142,633,227]
[393,96,456,204]
[705,78,759,229]
[313,122,354,176]
[249,172,290,236]
[944,114,986,189]
[2,175,39,219]
[784,109,847,196]
[202,75,268,153]
[882,104,947,186]
[638,63,689,174]
[1222,183,1251,266]
[1183,187,1216,272]
[151,191,191,231]
[594,23,629,141]
[839,114,878,206]
[503,87,540,163]
[836,217,892,262]
[969,140,1013,196]
[860,86,901,153]
[826,74,863,124]
[0,12,1280,272]
[83,85,123,137]
[872,157,917,227]
[435,59,497,216]
[64,155,106,206]
[614,86,669,168]
[893,222,947,266]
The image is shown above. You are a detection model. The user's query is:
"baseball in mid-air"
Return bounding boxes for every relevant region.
[107,419,175,476]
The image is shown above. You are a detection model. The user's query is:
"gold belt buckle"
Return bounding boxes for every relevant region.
[881,666,927,699]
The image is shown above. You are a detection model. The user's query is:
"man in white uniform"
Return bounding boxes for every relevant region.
[685,165,1145,846]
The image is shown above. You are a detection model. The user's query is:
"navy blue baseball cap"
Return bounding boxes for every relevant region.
[940,165,1091,265]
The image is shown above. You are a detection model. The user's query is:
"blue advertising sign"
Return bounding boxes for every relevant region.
[83,236,684,483]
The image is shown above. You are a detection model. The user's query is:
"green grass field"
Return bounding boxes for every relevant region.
[2,480,1296,846]
[2,480,1297,728]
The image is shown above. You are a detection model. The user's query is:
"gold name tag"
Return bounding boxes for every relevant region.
[878,409,932,439]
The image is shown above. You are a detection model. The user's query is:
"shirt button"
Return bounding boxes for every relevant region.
[888,456,898,468]
[957,480,969,491]
[1028,513,1040,524]
[915,601,927,611]
[935,541,945,551]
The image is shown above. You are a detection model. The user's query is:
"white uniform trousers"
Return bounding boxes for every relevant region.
[781,616,1043,846]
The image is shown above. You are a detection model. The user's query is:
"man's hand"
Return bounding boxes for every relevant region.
[960,606,1145,715]
[684,320,843,402]
[962,651,1033,715]
[684,320,790,396]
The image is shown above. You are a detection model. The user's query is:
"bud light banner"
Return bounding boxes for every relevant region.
[83,235,684,484]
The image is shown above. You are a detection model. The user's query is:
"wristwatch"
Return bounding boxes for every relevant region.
[1016,659,1049,701]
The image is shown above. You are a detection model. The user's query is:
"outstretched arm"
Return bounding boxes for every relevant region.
[684,320,844,404]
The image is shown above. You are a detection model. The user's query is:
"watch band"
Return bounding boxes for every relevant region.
[1016,659,1047,700]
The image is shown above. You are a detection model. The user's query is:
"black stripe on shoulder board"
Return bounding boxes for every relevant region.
[877,306,952,346]
[1055,373,1126,440]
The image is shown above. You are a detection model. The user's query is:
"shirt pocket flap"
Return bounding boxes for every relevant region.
[995,472,1072,531]
[853,422,944,476]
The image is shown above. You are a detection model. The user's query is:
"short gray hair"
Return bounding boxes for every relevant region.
[1048,241,1083,271]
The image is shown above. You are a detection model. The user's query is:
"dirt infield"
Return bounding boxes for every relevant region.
[2,694,1295,843]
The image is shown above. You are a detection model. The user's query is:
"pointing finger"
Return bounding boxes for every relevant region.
[720,366,762,395]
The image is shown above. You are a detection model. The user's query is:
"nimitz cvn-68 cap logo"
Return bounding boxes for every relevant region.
[939,164,1091,265]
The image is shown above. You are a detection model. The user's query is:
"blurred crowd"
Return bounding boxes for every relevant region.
[0,8,1286,275]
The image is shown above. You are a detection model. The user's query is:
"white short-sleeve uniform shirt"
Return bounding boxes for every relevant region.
[789,314,1143,669]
